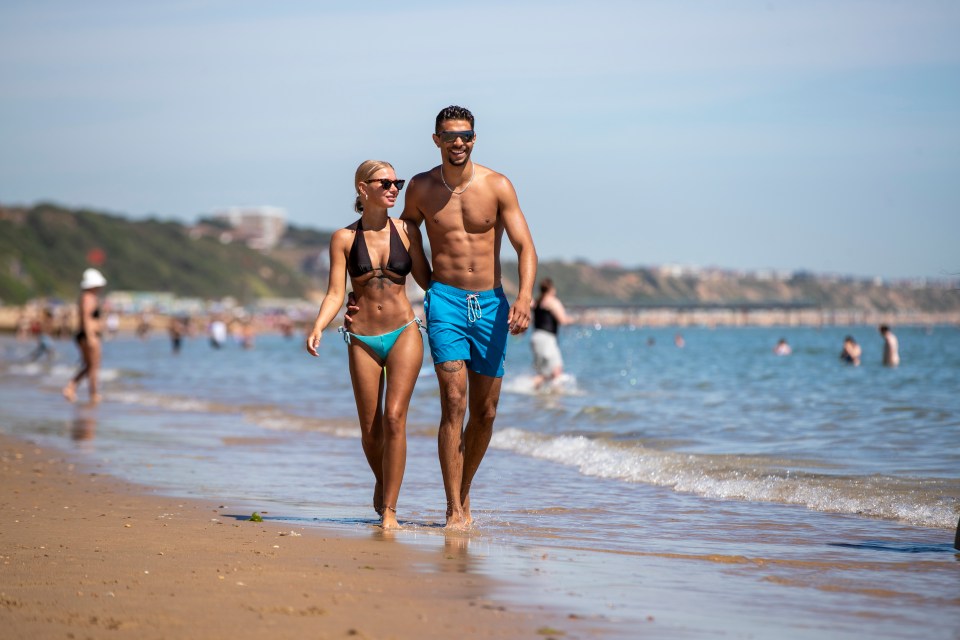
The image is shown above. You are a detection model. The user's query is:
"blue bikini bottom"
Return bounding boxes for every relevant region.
[339,317,422,360]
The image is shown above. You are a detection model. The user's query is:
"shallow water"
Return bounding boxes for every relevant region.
[2,325,958,638]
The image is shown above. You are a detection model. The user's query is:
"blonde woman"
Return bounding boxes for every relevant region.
[63,268,107,404]
[306,160,431,529]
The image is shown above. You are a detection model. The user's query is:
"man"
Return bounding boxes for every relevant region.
[879,324,900,367]
[352,105,537,529]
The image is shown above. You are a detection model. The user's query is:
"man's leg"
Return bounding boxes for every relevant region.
[460,371,502,525]
[435,360,468,530]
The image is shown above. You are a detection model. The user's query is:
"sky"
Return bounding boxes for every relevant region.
[1,1,958,280]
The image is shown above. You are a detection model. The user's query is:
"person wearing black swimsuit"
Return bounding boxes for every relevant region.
[63,268,107,404]
[306,160,431,529]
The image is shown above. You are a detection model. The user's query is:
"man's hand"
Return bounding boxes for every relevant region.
[343,292,359,330]
[507,298,531,335]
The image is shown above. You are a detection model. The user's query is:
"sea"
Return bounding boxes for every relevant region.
[1,323,958,639]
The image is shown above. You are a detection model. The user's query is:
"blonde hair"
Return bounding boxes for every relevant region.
[354,160,394,214]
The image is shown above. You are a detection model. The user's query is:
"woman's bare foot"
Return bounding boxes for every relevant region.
[373,480,384,516]
[381,506,401,530]
[62,383,77,403]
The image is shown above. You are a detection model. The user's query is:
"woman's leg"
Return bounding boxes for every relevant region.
[380,324,424,529]
[347,344,387,515]
[63,339,90,402]
[86,340,102,403]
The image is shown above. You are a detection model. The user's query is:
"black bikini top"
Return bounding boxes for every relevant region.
[347,218,413,279]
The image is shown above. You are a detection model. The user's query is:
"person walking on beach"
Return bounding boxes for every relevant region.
[62,268,107,404]
[530,278,570,390]
[306,160,431,530]
[840,335,861,366]
[381,105,537,530]
[879,324,900,367]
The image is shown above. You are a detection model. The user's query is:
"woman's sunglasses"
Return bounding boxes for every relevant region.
[365,178,405,191]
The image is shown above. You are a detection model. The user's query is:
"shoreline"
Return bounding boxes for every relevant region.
[0,431,603,639]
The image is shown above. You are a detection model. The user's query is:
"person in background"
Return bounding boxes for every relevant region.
[169,316,185,354]
[62,268,107,404]
[774,338,792,356]
[879,324,900,367]
[840,335,861,366]
[27,307,56,363]
[306,159,431,530]
[530,278,570,389]
[209,317,228,349]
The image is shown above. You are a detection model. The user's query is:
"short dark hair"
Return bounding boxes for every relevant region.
[435,105,474,133]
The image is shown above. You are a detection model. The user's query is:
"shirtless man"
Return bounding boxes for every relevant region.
[400,105,537,529]
[879,324,900,367]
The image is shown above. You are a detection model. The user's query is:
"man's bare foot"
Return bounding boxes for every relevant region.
[62,383,76,403]
[461,487,473,526]
[89,393,102,405]
[444,503,469,531]
[381,506,401,530]
[373,480,384,516]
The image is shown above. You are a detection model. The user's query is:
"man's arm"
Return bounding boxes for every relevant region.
[496,175,537,335]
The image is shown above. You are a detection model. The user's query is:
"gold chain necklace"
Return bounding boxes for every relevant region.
[439,163,475,195]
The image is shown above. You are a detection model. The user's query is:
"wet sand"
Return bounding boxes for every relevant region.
[0,432,600,639]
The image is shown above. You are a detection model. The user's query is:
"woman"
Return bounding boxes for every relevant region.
[306,160,430,530]
[530,278,570,389]
[62,268,107,404]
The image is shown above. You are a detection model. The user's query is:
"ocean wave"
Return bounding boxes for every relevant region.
[108,389,227,413]
[490,427,959,530]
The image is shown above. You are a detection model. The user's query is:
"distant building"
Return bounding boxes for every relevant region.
[212,206,287,250]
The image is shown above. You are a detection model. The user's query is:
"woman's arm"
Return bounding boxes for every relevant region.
[306,230,350,357]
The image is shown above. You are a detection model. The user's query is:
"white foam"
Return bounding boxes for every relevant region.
[490,427,959,530]
[108,390,220,412]
[503,373,584,397]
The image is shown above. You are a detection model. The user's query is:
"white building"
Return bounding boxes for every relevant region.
[213,206,287,250]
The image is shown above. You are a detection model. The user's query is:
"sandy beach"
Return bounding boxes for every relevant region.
[0,432,600,640]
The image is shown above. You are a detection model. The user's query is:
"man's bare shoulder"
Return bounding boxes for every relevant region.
[477,164,515,192]
[409,167,440,186]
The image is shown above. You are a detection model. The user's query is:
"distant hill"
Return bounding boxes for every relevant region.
[1,203,957,314]
[0,203,308,304]
[503,261,960,313]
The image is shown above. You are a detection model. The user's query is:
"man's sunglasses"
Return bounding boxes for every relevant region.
[365,178,405,191]
[437,130,475,143]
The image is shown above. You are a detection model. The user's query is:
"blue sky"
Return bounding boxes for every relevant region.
[1,1,958,279]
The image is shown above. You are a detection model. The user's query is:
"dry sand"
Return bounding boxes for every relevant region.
[0,433,599,639]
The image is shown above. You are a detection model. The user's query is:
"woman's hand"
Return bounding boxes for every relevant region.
[305,329,322,357]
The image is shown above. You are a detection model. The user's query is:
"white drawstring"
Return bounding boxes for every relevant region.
[466,293,482,323]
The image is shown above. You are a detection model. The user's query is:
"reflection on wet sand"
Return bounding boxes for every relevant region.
[441,534,480,574]
[71,407,97,443]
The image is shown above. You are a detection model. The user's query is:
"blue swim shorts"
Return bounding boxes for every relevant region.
[423,281,510,378]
